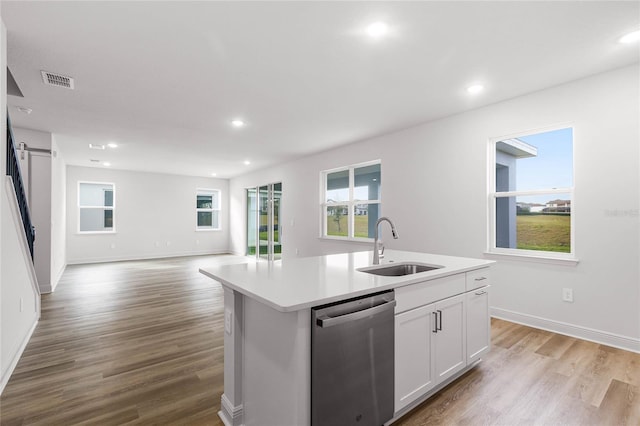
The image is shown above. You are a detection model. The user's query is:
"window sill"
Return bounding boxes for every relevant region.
[78,231,116,235]
[196,228,222,232]
[318,236,373,245]
[483,251,579,266]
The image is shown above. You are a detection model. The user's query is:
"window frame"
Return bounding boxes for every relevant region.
[320,160,381,241]
[196,188,222,231]
[77,181,116,234]
[487,125,577,263]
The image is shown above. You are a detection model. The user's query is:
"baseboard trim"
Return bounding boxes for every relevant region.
[219,394,243,426]
[39,282,52,293]
[50,263,67,293]
[66,250,232,265]
[491,307,640,354]
[0,318,38,395]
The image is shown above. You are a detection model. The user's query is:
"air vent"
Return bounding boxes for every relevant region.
[89,144,105,150]
[41,70,74,89]
[90,159,101,163]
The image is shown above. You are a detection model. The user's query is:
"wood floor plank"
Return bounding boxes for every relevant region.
[596,379,640,425]
[492,323,536,349]
[535,333,575,358]
[2,255,639,425]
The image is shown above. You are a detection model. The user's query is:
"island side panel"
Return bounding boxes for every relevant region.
[242,296,311,426]
[220,287,245,426]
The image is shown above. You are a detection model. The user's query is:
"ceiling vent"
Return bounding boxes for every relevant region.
[89,143,105,150]
[41,70,75,89]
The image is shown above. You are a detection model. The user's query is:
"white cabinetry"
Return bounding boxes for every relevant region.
[394,303,435,411]
[466,285,490,363]
[394,268,491,414]
[433,293,466,383]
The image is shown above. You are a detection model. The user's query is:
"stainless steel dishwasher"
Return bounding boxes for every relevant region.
[311,290,395,426]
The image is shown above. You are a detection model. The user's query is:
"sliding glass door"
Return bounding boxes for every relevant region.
[247,182,282,260]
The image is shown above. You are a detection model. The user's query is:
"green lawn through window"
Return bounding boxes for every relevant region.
[516,214,570,253]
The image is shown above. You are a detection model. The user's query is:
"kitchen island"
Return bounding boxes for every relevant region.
[200,250,494,426]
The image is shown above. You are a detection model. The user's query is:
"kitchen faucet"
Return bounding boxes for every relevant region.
[373,217,398,265]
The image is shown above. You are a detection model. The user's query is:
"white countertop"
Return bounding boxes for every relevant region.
[199,250,493,312]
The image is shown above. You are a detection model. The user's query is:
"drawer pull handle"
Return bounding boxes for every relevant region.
[475,290,487,296]
[474,277,487,281]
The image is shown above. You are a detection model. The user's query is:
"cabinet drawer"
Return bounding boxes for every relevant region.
[466,268,491,291]
[395,274,465,314]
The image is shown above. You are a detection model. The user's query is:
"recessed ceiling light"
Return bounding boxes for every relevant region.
[107,142,118,148]
[243,160,251,166]
[467,84,484,95]
[231,119,245,127]
[619,30,640,44]
[17,106,32,114]
[103,162,111,167]
[366,22,389,38]
[211,172,217,177]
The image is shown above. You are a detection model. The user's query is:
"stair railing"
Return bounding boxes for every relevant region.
[6,114,35,259]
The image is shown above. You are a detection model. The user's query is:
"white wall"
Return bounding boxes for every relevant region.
[11,127,52,292]
[230,65,640,351]
[1,183,40,390]
[0,15,5,393]
[66,166,230,264]
[50,136,66,290]
[0,16,40,393]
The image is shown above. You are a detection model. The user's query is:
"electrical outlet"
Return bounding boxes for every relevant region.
[110,243,116,249]
[20,297,23,312]
[224,308,233,335]
[562,288,574,303]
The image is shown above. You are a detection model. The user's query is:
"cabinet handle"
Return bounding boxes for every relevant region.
[475,290,487,296]
[432,312,438,333]
[437,310,443,331]
[474,277,487,281]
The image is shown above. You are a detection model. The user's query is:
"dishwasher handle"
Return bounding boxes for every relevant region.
[316,299,396,328]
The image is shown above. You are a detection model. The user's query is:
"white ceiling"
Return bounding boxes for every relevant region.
[3,1,639,178]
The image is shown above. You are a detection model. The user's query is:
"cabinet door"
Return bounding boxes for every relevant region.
[394,303,435,412]
[466,285,490,363]
[433,293,466,384]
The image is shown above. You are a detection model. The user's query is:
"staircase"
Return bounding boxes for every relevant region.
[6,114,35,259]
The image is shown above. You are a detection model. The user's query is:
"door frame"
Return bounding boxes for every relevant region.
[246,182,282,261]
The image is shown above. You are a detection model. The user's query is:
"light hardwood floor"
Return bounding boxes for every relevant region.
[1,255,639,425]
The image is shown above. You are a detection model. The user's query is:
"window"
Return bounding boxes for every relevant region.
[78,182,115,233]
[489,127,574,259]
[322,161,381,240]
[196,189,221,230]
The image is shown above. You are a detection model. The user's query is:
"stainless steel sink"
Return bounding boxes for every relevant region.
[358,262,443,277]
